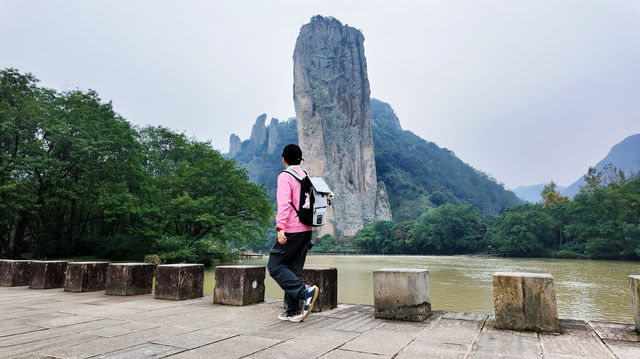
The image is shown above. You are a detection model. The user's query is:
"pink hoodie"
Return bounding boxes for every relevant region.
[276,166,314,233]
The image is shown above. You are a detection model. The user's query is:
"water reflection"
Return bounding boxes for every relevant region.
[204,254,640,323]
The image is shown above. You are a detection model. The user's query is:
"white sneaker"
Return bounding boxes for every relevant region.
[301,285,319,319]
[277,310,304,322]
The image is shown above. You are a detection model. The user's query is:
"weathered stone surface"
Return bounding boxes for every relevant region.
[0,259,32,286]
[375,182,392,222]
[249,113,267,150]
[629,275,640,331]
[373,268,430,321]
[2,285,640,359]
[267,117,280,154]
[301,266,337,312]
[213,265,265,306]
[105,263,155,296]
[293,15,392,238]
[29,260,67,289]
[229,133,241,157]
[64,262,109,292]
[493,272,559,332]
[155,264,204,300]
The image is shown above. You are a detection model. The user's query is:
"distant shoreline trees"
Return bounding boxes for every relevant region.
[353,166,640,260]
[0,68,272,263]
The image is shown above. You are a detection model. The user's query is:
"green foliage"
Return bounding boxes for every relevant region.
[488,204,556,257]
[355,204,486,255]
[354,221,396,254]
[370,99,521,221]
[352,168,640,260]
[0,68,272,263]
[410,204,486,254]
[540,181,569,209]
[144,254,162,265]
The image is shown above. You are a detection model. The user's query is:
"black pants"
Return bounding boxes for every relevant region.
[267,231,313,313]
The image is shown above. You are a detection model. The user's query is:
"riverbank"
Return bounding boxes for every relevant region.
[1,286,639,358]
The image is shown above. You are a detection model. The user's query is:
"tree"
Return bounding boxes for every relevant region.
[409,204,486,254]
[583,163,628,191]
[0,68,274,263]
[354,221,396,254]
[488,204,556,257]
[135,127,273,264]
[540,181,568,209]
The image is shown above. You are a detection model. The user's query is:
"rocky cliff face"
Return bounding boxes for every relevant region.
[229,134,241,157]
[293,15,392,237]
[249,114,267,150]
[267,118,279,154]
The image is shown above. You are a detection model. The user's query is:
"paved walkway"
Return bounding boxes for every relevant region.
[1,286,640,358]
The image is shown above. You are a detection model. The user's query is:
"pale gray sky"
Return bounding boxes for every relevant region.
[2,1,639,189]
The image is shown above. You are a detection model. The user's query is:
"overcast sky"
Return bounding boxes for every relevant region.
[2,1,639,189]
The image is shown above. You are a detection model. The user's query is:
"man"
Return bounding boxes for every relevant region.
[267,144,319,322]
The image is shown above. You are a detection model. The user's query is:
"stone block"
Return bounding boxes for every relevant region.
[155,264,204,300]
[213,265,265,306]
[64,262,110,292]
[629,275,640,331]
[493,272,559,332]
[302,266,337,312]
[0,259,32,286]
[105,263,155,296]
[29,261,68,289]
[373,268,431,321]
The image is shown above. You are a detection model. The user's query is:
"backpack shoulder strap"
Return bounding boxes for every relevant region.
[280,168,305,181]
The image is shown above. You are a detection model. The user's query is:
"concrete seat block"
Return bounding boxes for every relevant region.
[629,275,640,331]
[0,259,32,286]
[105,263,155,296]
[155,264,204,300]
[30,261,68,289]
[302,266,337,312]
[64,262,110,292]
[374,268,431,321]
[214,265,265,306]
[493,272,559,332]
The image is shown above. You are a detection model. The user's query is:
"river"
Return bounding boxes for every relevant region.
[203,254,640,323]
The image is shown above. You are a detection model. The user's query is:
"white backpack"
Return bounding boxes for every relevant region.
[282,168,333,226]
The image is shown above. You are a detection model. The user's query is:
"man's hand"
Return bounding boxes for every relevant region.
[277,230,287,244]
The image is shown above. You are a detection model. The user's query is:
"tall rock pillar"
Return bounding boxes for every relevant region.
[293,15,391,237]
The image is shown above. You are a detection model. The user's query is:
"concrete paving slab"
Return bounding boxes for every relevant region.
[248,329,359,359]
[42,325,192,358]
[604,340,640,359]
[153,327,242,349]
[0,333,103,358]
[1,286,639,358]
[396,341,470,359]
[471,326,543,358]
[341,325,422,356]
[414,317,484,345]
[168,335,281,359]
[91,342,184,358]
[85,321,162,338]
[0,323,46,337]
[442,312,489,321]
[589,321,640,341]
[540,321,613,359]
[319,349,391,358]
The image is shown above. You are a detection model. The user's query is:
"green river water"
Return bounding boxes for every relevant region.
[203,254,640,323]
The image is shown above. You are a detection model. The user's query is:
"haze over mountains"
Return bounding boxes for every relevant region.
[514,134,640,202]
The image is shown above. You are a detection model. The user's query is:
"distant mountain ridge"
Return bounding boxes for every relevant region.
[227,99,521,223]
[563,134,640,198]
